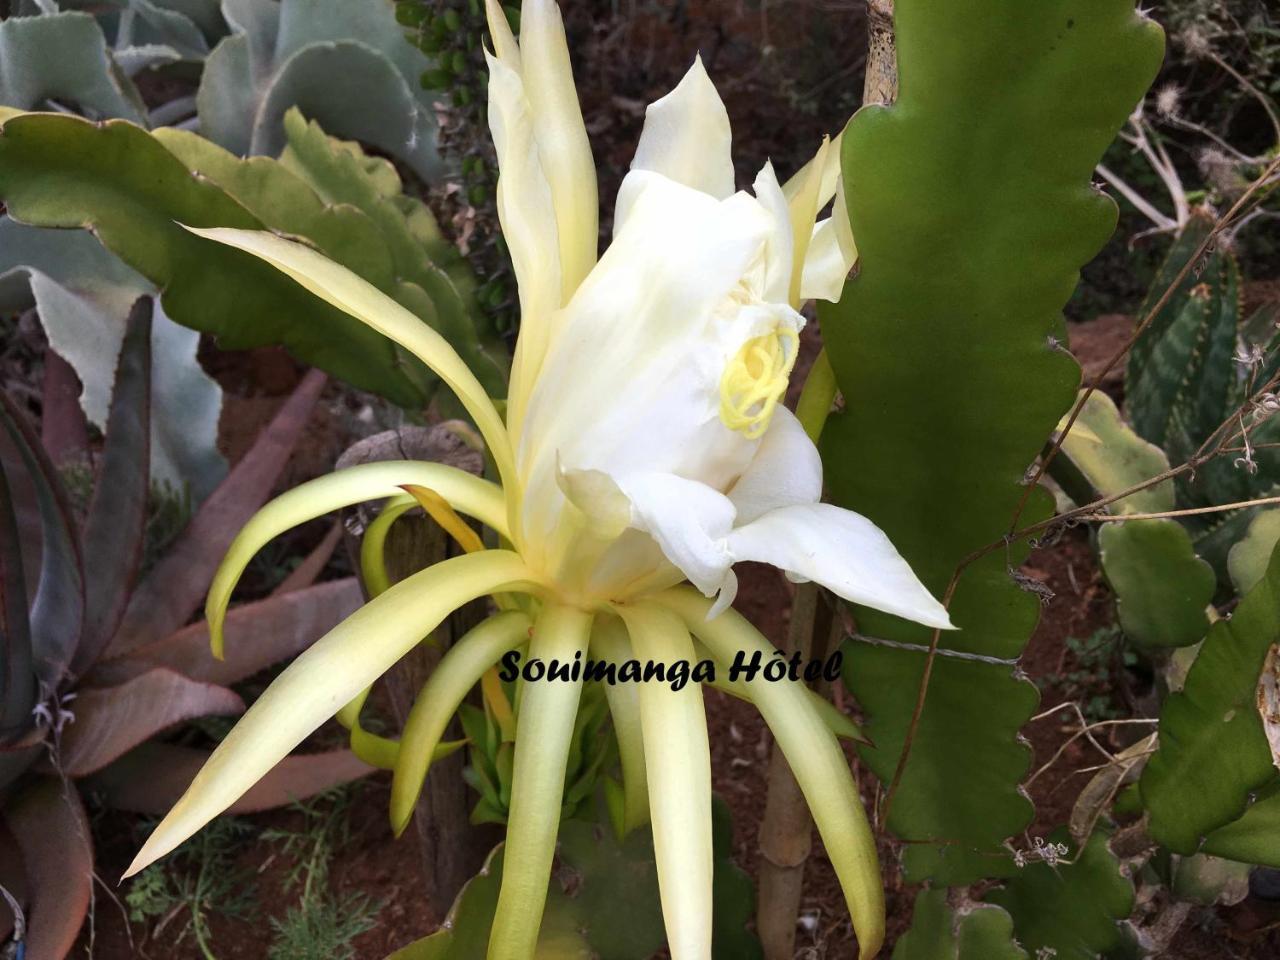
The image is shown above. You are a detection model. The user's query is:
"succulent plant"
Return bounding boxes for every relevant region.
[0,307,376,958]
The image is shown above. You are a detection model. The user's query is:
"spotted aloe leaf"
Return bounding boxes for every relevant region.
[820,0,1163,882]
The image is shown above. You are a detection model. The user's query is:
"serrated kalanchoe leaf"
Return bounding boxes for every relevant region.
[820,0,1163,880]
[196,0,442,179]
[0,12,147,122]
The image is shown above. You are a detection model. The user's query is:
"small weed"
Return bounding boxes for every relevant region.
[266,891,380,960]
[262,786,382,959]
[1044,625,1136,722]
[125,818,256,960]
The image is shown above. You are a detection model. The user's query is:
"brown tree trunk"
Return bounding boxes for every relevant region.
[336,424,497,920]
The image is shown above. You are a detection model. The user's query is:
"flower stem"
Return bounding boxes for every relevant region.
[794,348,837,443]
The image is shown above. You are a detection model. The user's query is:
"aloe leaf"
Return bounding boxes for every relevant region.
[56,667,244,777]
[820,0,1162,881]
[1141,539,1280,852]
[985,829,1135,960]
[87,742,372,815]
[0,450,35,740]
[89,578,362,688]
[2,777,93,960]
[891,890,1027,960]
[0,12,146,122]
[0,390,85,693]
[197,0,441,180]
[0,113,428,407]
[108,369,325,657]
[73,299,152,676]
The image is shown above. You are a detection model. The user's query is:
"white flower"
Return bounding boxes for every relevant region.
[124,4,950,959]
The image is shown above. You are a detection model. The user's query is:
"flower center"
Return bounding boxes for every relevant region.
[718,327,799,439]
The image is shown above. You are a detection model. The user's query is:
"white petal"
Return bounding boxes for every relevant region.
[185,227,515,491]
[517,176,771,495]
[727,406,822,525]
[800,174,856,303]
[485,52,562,438]
[783,128,843,209]
[617,603,713,960]
[491,603,593,958]
[752,161,794,305]
[126,551,537,877]
[780,136,831,306]
[614,472,736,597]
[519,0,598,296]
[619,55,734,237]
[483,0,521,67]
[726,503,953,629]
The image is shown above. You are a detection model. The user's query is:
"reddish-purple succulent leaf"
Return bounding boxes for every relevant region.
[3,777,92,960]
[270,519,344,597]
[108,368,326,657]
[0,390,84,693]
[90,577,362,688]
[74,299,152,678]
[53,667,243,777]
[0,452,36,739]
[88,742,373,815]
[0,822,25,943]
[39,351,88,467]
[0,726,43,794]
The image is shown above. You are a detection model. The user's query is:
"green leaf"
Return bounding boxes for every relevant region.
[1054,389,1173,515]
[390,798,757,960]
[845,643,1037,884]
[1098,520,1215,650]
[1141,540,1280,853]
[1200,780,1280,867]
[986,829,1135,960]
[0,12,146,122]
[197,0,441,181]
[821,0,1162,881]
[276,109,508,395]
[0,113,429,406]
[1228,508,1280,596]
[891,890,1027,960]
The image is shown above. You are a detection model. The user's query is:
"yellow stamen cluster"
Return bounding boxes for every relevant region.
[718,327,800,439]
